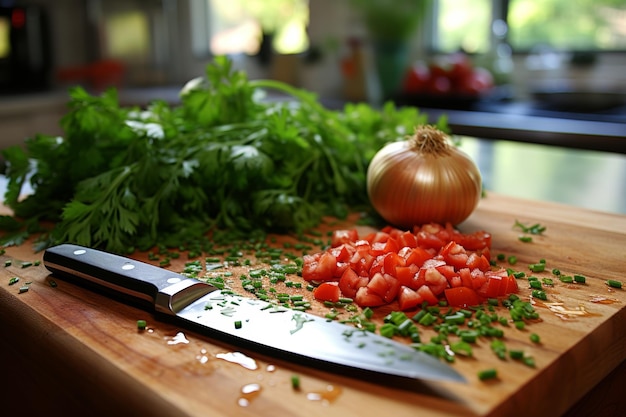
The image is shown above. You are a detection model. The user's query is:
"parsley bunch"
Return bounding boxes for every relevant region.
[1,56,436,253]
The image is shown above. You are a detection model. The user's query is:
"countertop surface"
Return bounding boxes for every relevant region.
[2,86,624,153]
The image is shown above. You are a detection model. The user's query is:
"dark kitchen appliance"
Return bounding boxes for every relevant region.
[0,4,52,94]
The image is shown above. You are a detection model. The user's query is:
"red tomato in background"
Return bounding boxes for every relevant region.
[401,53,494,97]
[426,75,451,95]
[456,67,494,96]
[447,53,473,84]
[403,62,430,94]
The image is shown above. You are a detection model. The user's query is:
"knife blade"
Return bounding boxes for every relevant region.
[43,243,465,385]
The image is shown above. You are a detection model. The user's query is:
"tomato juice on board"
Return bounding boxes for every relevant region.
[302,223,518,310]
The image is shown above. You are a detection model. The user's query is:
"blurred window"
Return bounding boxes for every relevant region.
[508,0,626,51]
[190,0,309,57]
[433,0,626,53]
[0,16,9,58]
[433,0,492,54]
[104,12,151,60]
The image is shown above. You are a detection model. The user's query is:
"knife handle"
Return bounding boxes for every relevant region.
[43,244,215,314]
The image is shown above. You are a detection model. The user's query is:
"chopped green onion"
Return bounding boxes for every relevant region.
[478,368,498,381]
[8,277,19,286]
[417,312,437,326]
[559,275,573,283]
[379,323,396,338]
[573,275,586,284]
[291,375,301,390]
[530,333,541,344]
[490,339,507,360]
[137,320,147,330]
[528,263,545,272]
[518,235,532,243]
[234,320,243,329]
[607,280,622,289]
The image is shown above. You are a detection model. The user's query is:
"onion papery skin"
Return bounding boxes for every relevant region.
[366,137,482,228]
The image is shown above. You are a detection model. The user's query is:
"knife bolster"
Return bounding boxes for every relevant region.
[155,279,216,315]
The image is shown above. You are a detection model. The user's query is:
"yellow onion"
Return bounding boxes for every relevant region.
[366,125,482,228]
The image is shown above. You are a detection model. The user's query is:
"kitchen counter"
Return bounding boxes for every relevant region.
[1,86,624,153]
[410,98,626,155]
[458,137,626,215]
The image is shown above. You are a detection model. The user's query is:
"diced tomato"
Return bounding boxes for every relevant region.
[458,267,473,288]
[424,267,448,295]
[383,252,405,276]
[369,241,386,256]
[313,281,341,303]
[416,230,446,250]
[302,251,337,282]
[338,267,368,298]
[485,269,513,297]
[383,237,400,254]
[417,285,439,305]
[435,264,457,281]
[440,241,469,270]
[422,258,446,269]
[349,245,375,276]
[470,268,488,290]
[397,286,424,311]
[303,223,510,310]
[466,252,491,271]
[363,231,390,245]
[330,244,355,263]
[395,264,421,289]
[367,272,401,303]
[477,270,509,299]
[456,230,492,251]
[334,262,350,278]
[403,246,433,267]
[504,274,519,295]
[369,255,385,276]
[445,286,481,308]
[330,229,359,247]
[355,286,386,307]
[396,230,418,248]
[449,275,462,288]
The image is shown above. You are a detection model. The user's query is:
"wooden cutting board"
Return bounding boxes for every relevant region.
[1,192,625,417]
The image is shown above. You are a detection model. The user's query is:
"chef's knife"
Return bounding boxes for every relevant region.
[43,243,465,384]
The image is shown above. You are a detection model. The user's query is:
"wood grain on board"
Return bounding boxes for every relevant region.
[1,192,625,417]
